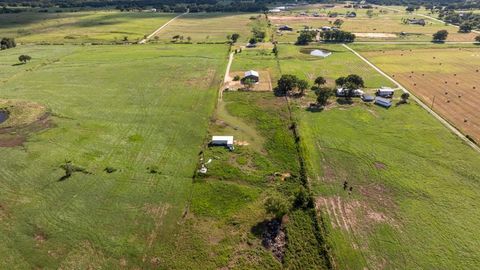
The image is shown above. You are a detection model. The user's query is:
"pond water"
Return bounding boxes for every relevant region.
[310,49,332,58]
[0,110,9,124]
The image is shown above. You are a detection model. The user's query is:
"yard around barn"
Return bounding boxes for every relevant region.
[0,44,231,268]
[0,11,177,44]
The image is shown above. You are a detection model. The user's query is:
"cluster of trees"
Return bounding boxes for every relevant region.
[440,11,480,32]
[18,55,32,63]
[276,74,310,96]
[432,30,449,41]
[296,31,316,45]
[0,0,271,12]
[0,37,16,50]
[320,30,356,43]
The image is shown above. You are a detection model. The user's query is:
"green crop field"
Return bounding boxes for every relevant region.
[0,44,231,268]
[0,11,176,44]
[153,13,267,43]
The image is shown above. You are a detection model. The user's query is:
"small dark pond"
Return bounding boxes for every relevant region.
[0,110,9,124]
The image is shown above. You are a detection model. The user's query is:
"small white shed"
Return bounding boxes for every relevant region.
[211,136,234,150]
[243,70,260,83]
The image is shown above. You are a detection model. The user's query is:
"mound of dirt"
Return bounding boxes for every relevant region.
[0,99,52,147]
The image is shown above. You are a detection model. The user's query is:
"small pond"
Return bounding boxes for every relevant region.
[310,49,332,58]
[0,110,9,124]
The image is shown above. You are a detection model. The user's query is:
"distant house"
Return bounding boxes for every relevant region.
[299,12,308,16]
[211,136,234,150]
[336,88,364,97]
[246,43,257,48]
[376,87,395,98]
[243,70,260,83]
[407,18,426,26]
[313,12,320,17]
[346,12,357,18]
[279,25,293,31]
[321,26,332,31]
[375,97,392,108]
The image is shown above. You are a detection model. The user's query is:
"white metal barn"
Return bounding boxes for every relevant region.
[211,136,235,150]
[244,70,260,82]
[376,87,395,97]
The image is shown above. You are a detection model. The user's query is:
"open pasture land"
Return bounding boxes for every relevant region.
[153,13,264,43]
[277,44,394,89]
[355,45,480,143]
[296,101,480,269]
[271,5,477,42]
[0,44,231,268]
[0,11,176,44]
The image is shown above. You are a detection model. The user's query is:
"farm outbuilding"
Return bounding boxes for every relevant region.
[211,136,234,150]
[407,18,426,26]
[375,97,392,108]
[279,25,293,31]
[362,95,375,102]
[243,70,260,83]
[376,87,395,98]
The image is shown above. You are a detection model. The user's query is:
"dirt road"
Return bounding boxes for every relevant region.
[138,11,189,44]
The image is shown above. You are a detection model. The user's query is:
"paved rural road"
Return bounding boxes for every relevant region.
[343,44,480,153]
[138,11,189,44]
[380,6,480,35]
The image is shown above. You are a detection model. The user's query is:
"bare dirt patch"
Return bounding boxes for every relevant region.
[354,32,397,38]
[0,99,52,147]
[374,161,387,170]
[225,71,273,92]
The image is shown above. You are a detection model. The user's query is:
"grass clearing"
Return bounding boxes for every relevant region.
[277,44,394,88]
[0,11,176,44]
[153,13,262,43]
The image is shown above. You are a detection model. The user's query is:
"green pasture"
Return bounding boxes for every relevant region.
[0,44,230,269]
[0,11,176,44]
[277,44,394,88]
[230,47,281,83]
[295,101,480,269]
[153,13,263,43]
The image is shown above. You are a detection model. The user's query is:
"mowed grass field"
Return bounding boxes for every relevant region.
[0,11,176,44]
[0,44,230,268]
[354,44,480,143]
[272,43,480,269]
[154,13,262,43]
[277,44,394,88]
[271,5,477,42]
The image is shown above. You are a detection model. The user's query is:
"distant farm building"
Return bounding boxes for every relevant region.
[321,26,332,31]
[361,95,375,102]
[375,97,393,108]
[347,12,357,18]
[246,43,257,48]
[376,87,395,98]
[407,18,426,26]
[243,70,260,83]
[211,136,234,150]
[279,25,293,31]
